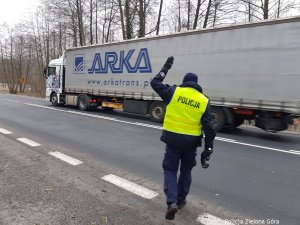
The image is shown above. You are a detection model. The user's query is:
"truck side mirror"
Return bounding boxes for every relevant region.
[43,67,47,78]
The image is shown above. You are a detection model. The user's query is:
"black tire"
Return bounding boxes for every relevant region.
[50,93,58,106]
[211,106,226,132]
[223,115,245,132]
[149,101,166,123]
[234,116,245,127]
[78,95,90,111]
[102,107,114,111]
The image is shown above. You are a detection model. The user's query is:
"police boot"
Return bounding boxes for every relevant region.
[177,199,186,209]
[165,203,178,220]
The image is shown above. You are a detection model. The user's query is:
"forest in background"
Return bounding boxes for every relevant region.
[0,0,299,96]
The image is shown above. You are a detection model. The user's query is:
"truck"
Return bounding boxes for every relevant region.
[44,16,300,132]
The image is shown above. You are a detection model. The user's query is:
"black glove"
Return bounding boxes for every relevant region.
[164,56,174,69]
[201,148,213,169]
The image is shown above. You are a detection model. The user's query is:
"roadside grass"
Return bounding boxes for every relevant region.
[0,85,43,98]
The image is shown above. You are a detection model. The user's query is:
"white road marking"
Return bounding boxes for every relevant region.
[197,213,231,225]
[48,151,83,166]
[289,150,300,155]
[0,128,12,134]
[230,141,300,156]
[1,99,19,103]
[17,138,41,147]
[101,174,159,199]
[25,103,163,129]
[215,137,236,142]
[25,103,300,157]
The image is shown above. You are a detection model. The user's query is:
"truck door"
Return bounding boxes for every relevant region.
[47,65,62,89]
[45,64,63,102]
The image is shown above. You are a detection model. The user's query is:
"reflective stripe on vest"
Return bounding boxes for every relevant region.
[163,87,208,136]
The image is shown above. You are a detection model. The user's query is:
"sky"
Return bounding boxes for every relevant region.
[0,0,299,26]
[0,0,39,25]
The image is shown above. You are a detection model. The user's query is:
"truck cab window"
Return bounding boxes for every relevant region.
[48,67,56,77]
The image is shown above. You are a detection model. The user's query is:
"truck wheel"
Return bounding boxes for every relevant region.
[149,101,166,123]
[51,93,58,106]
[234,116,245,127]
[78,95,90,111]
[223,115,245,131]
[211,106,226,132]
[102,107,114,111]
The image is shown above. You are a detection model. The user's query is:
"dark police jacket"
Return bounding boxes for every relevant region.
[150,66,216,150]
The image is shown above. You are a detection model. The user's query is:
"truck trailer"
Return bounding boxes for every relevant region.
[45,16,300,132]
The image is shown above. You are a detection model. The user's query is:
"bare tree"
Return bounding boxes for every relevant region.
[118,0,127,39]
[125,0,134,39]
[156,0,163,34]
[193,0,203,29]
[238,0,299,21]
[177,0,182,32]
[101,0,117,42]
[90,0,93,44]
[263,0,269,19]
[187,0,191,30]
[203,0,213,28]
[76,0,85,46]
[138,0,146,37]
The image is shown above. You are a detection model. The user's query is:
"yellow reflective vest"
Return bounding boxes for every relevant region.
[163,87,209,136]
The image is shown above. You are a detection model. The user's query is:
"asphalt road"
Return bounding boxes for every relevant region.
[1,93,300,225]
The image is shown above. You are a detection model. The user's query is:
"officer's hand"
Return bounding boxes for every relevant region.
[164,56,174,69]
[201,148,213,169]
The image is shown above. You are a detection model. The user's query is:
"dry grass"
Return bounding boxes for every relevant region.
[0,85,43,98]
[0,85,9,94]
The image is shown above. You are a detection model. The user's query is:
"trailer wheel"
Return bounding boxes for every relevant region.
[211,106,226,132]
[149,101,166,123]
[78,95,90,111]
[234,116,245,128]
[224,115,245,131]
[51,93,58,106]
[102,107,114,111]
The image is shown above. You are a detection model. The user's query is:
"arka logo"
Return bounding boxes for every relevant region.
[74,55,84,73]
[88,48,152,74]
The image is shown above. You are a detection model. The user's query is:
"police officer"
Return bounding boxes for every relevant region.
[150,56,216,220]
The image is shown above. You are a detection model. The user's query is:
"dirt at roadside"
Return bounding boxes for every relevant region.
[0,136,170,225]
[0,85,9,94]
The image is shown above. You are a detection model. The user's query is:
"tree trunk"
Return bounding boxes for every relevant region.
[138,0,146,37]
[102,0,108,43]
[0,44,11,91]
[10,34,16,94]
[156,0,163,35]
[212,0,219,27]
[76,0,85,46]
[177,0,181,32]
[71,11,78,47]
[90,0,93,44]
[95,0,98,43]
[105,1,115,42]
[203,0,212,28]
[22,43,32,93]
[125,0,133,39]
[118,0,126,40]
[193,0,202,29]
[277,0,281,18]
[263,0,269,19]
[248,0,251,22]
[187,0,191,30]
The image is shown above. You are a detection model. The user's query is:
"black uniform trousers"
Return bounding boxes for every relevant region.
[162,144,197,204]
